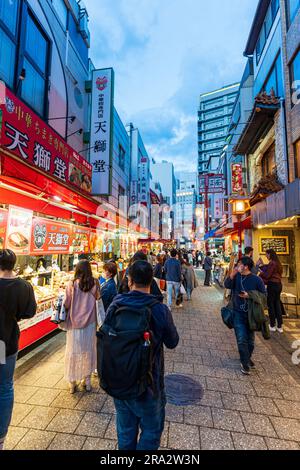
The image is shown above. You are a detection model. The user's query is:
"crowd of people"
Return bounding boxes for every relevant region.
[0,243,286,451]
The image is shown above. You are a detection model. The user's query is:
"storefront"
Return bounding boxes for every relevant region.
[0,88,139,350]
[138,239,176,254]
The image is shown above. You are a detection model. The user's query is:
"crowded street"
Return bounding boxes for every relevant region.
[3,271,300,451]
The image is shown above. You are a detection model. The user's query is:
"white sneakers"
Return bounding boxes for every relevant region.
[269,326,284,334]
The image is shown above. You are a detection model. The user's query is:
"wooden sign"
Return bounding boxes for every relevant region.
[259,236,289,255]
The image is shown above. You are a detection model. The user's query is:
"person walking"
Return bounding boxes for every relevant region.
[64,260,100,394]
[100,262,118,312]
[259,249,284,333]
[224,257,267,375]
[100,260,179,450]
[164,249,182,310]
[203,252,213,286]
[182,259,198,300]
[244,246,259,275]
[0,249,37,451]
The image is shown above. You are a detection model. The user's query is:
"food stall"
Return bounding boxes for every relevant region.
[138,238,176,254]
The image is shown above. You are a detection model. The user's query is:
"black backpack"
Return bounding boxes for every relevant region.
[96,299,159,400]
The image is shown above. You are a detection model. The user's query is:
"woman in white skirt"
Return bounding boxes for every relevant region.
[64,260,100,394]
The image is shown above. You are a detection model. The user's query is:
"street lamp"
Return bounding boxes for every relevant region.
[229,196,250,258]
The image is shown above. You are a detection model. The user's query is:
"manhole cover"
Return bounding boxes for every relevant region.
[165,374,204,406]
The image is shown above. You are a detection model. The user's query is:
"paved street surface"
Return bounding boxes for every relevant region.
[5,272,300,451]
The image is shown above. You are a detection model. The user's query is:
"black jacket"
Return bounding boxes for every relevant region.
[0,278,37,357]
[118,273,164,302]
[100,278,118,312]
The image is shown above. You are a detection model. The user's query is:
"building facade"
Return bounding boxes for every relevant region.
[151,160,176,206]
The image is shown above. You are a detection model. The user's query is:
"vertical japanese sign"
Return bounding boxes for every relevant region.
[6,206,33,255]
[231,163,243,194]
[90,68,114,195]
[138,157,149,206]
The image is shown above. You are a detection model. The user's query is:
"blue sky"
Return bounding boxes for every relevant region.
[85,0,258,172]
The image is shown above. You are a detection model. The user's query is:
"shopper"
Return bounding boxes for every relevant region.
[101,260,179,450]
[153,254,164,282]
[100,262,118,312]
[118,251,163,302]
[259,249,284,333]
[203,252,213,286]
[64,260,100,394]
[164,249,182,310]
[244,246,259,275]
[224,257,267,375]
[182,260,198,300]
[0,249,37,451]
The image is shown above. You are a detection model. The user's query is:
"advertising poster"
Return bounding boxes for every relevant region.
[30,217,71,255]
[6,206,33,255]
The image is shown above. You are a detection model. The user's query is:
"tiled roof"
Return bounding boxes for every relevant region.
[255,88,280,106]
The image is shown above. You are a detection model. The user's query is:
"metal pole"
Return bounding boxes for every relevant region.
[238,214,242,259]
[205,175,209,252]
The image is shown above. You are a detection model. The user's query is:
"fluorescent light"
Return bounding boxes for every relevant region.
[53,196,62,202]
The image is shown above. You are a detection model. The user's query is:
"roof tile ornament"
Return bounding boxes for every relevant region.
[255,88,280,106]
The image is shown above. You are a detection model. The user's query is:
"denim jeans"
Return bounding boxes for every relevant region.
[0,353,18,440]
[167,281,180,308]
[114,391,166,450]
[187,288,192,300]
[233,310,255,368]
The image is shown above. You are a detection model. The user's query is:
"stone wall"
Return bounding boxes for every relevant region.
[274,109,289,186]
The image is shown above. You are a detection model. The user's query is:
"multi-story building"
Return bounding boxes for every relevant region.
[175,172,197,242]
[151,160,177,206]
[198,83,240,176]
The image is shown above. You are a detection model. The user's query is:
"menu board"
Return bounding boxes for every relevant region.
[30,217,71,255]
[6,206,33,255]
[259,236,289,255]
[0,209,8,249]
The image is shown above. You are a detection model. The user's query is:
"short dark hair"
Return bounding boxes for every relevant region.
[170,249,178,258]
[240,256,254,271]
[0,249,17,271]
[129,251,148,266]
[128,261,153,287]
[244,246,254,256]
[103,262,118,278]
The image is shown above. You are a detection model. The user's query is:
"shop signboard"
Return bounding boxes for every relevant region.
[0,88,92,193]
[6,206,33,255]
[259,236,290,255]
[90,68,114,195]
[0,208,7,249]
[199,174,225,194]
[30,217,71,255]
[231,163,243,194]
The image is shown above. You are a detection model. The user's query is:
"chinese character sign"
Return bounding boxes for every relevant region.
[90,68,114,195]
[231,163,243,194]
[199,175,225,195]
[30,218,71,255]
[0,89,92,193]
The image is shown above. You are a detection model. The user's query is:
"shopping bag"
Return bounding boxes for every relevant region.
[221,307,234,330]
[160,279,166,291]
[96,298,106,328]
[180,284,186,295]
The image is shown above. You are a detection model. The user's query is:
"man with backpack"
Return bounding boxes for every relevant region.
[97,260,179,450]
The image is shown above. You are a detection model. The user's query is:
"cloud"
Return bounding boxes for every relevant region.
[86,0,259,171]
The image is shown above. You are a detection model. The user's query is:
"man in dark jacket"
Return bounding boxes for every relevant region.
[203,252,213,286]
[164,249,182,310]
[0,249,37,450]
[106,261,179,450]
[224,257,266,376]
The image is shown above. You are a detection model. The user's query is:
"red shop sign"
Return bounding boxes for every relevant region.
[232,163,243,194]
[30,217,72,255]
[0,88,92,193]
[0,208,8,249]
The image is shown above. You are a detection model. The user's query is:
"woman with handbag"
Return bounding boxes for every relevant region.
[64,260,100,394]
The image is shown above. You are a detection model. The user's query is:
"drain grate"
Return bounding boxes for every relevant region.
[165,374,204,406]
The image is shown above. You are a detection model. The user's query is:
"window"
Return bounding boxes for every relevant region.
[0,29,15,87]
[263,54,283,97]
[0,0,19,88]
[287,0,300,25]
[0,0,19,35]
[256,0,280,64]
[118,144,126,171]
[52,0,68,29]
[290,49,300,106]
[262,143,276,177]
[295,139,300,178]
[21,13,49,117]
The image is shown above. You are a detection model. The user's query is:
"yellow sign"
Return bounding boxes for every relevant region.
[259,236,290,255]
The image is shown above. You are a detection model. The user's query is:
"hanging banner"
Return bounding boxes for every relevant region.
[30,217,71,255]
[231,163,243,194]
[6,206,33,255]
[0,88,92,193]
[0,208,8,249]
[90,68,114,195]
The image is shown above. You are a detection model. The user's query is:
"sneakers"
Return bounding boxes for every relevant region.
[249,360,256,369]
[240,364,251,375]
[269,326,277,332]
[277,327,284,334]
